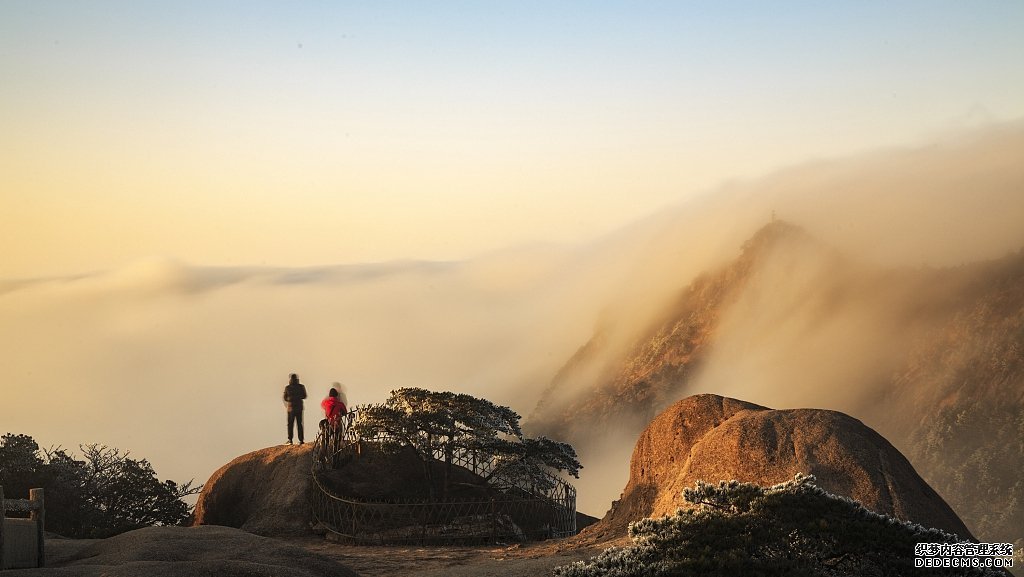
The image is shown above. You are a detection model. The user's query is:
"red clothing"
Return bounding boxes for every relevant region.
[321,397,346,423]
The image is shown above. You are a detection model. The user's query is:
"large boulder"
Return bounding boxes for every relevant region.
[586,394,973,540]
[193,445,312,536]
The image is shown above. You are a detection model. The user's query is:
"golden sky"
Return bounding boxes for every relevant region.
[3,2,1024,278]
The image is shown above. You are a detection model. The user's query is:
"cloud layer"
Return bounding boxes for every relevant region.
[2,123,1022,515]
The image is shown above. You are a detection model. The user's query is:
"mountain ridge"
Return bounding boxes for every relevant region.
[531,220,823,438]
[532,220,1024,549]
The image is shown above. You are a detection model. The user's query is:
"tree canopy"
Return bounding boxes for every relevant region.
[0,433,201,538]
[351,388,581,496]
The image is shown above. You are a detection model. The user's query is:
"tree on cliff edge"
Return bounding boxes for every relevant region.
[352,388,581,497]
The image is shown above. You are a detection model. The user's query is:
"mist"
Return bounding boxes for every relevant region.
[531,122,1024,516]
[0,252,611,490]
[2,123,1022,517]
[682,124,1024,423]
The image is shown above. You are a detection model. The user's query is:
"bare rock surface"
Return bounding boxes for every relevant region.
[584,393,973,541]
[19,526,360,577]
[193,444,313,536]
[296,537,602,577]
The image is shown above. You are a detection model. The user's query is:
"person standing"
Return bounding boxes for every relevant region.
[283,373,307,445]
[320,388,346,425]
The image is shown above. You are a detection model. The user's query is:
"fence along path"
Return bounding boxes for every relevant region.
[310,410,577,545]
[0,486,45,569]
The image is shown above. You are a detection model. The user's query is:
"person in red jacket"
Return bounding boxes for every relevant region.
[321,388,346,424]
[319,387,349,455]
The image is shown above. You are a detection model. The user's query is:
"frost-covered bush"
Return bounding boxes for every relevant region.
[555,474,1007,577]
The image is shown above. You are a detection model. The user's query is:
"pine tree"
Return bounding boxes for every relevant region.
[352,388,580,497]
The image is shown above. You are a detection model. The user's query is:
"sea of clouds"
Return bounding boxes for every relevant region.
[2,123,1021,515]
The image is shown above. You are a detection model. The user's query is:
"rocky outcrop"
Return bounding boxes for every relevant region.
[193,445,312,536]
[585,394,973,541]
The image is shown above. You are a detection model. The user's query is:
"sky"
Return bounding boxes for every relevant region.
[3,1,1024,279]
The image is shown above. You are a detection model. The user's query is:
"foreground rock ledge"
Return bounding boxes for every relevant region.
[584,394,972,540]
[27,525,360,577]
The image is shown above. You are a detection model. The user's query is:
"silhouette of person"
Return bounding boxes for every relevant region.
[283,373,307,445]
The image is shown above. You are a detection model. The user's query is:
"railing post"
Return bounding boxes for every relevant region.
[30,488,44,567]
[569,484,577,536]
[490,497,495,541]
[420,503,427,543]
[1,485,7,570]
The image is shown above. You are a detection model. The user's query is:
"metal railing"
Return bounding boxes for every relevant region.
[313,410,357,470]
[310,410,576,545]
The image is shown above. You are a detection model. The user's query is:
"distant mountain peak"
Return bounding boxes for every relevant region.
[530,220,828,437]
[741,219,808,252]
[533,219,1024,547]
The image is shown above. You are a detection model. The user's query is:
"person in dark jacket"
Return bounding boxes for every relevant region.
[283,373,307,445]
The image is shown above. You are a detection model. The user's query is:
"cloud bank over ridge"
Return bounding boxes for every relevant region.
[1,123,1022,511]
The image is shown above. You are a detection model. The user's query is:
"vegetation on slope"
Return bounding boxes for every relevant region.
[890,251,1024,550]
[556,475,1011,577]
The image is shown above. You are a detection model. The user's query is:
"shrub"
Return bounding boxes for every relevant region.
[555,474,1009,577]
[1,433,200,538]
